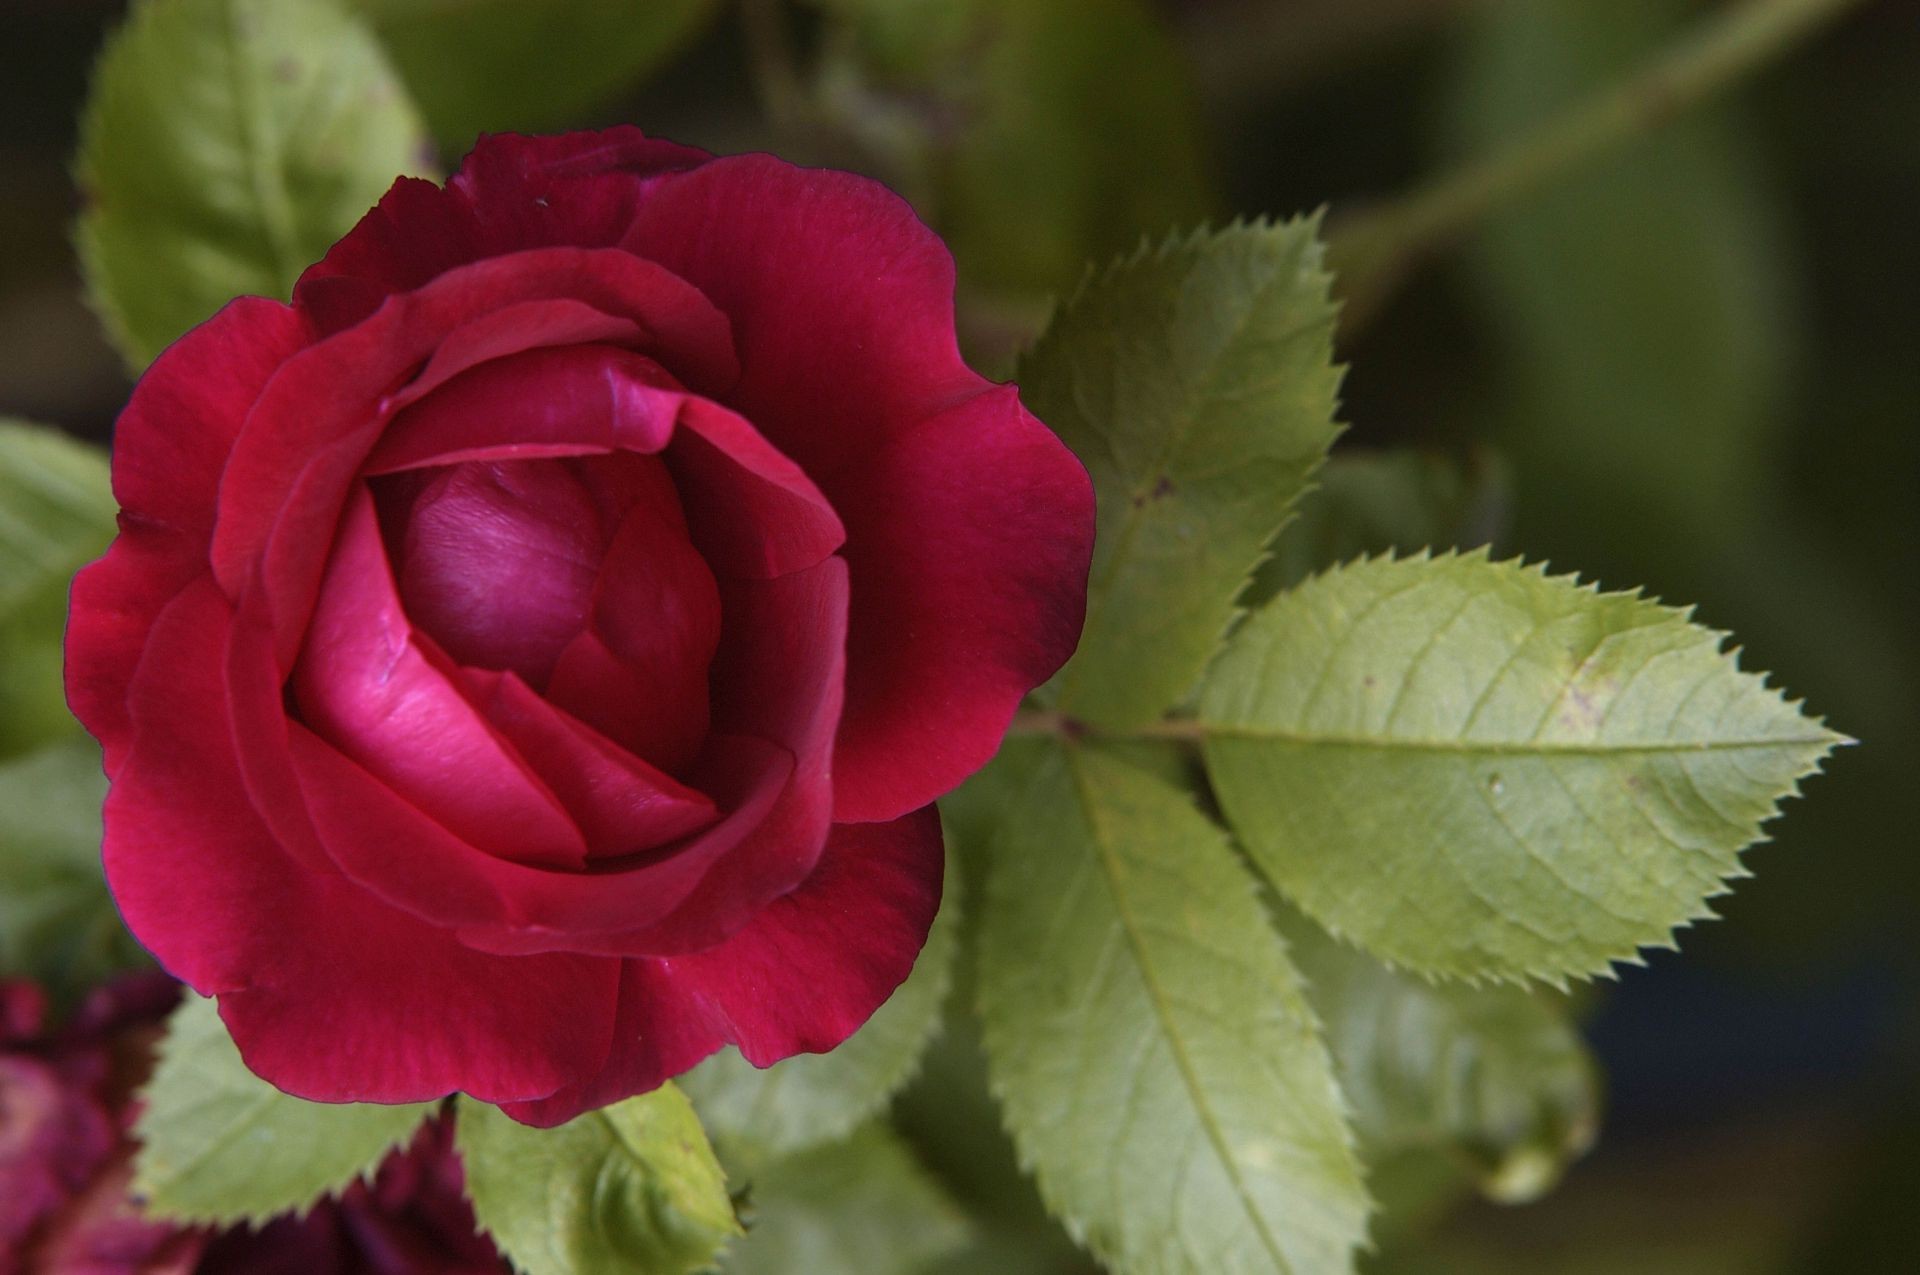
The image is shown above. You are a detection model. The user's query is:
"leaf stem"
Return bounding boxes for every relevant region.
[1331,0,1865,334]
[1006,709,1209,745]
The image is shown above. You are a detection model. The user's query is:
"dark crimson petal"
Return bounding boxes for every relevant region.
[499,807,943,1127]
[295,127,710,333]
[369,345,844,580]
[66,296,310,771]
[365,345,682,474]
[587,559,849,954]
[292,490,588,869]
[310,559,846,957]
[493,961,726,1129]
[287,726,790,947]
[545,462,720,773]
[393,461,606,687]
[666,396,845,579]
[466,669,717,856]
[209,248,739,668]
[620,154,980,478]
[105,578,618,1104]
[828,385,1095,821]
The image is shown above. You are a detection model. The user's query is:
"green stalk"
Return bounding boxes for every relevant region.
[1332,0,1866,334]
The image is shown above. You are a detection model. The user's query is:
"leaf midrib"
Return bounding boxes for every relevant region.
[1196,726,1836,756]
[1057,236,1331,712]
[1064,745,1299,1275]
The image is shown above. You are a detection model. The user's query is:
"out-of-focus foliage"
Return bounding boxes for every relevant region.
[811,0,1214,298]
[75,0,429,368]
[349,0,721,147]
[135,995,436,1225]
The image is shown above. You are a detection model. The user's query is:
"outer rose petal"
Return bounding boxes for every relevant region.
[292,491,588,869]
[618,155,1094,816]
[621,154,981,478]
[106,578,618,1105]
[211,248,738,668]
[832,385,1094,821]
[501,806,944,1127]
[66,296,310,769]
[295,127,710,332]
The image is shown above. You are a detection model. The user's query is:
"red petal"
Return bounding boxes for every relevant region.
[468,669,717,856]
[287,727,789,950]
[210,248,739,669]
[545,462,720,773]
[291,490,587,868]
[365,345,682,473]
[391,461,606,688]
[499,806,943,1126]
[66,296,310,768]
[666,396,845,579]
[831,386,1095,821]
[371,343,844,580]
[295,128,710,332]
[344,559,847,958]
[104,577,618,1105]
[621,154,980,478]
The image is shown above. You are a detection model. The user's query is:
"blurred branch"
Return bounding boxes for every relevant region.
[737,0,808,130]
[1181,0,1483,101]
[1330,0,1868,337]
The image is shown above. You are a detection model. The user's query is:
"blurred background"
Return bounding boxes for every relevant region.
[3,0,1914,1270]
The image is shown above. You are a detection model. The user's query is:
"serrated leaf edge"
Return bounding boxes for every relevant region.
[131,1006,436,1228]
[1206,547,1846,990]
[976,741,1372,1274]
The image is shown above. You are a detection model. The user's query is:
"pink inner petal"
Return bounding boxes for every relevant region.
[544,461,721,774]
[388,461,606,688]
[466,669,718,856]
[291,488,587,868]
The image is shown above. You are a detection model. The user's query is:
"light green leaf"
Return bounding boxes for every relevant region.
[457,1086,740,1275]
[1277,906,1598,1206]
[0,738,149,1001]
[680,854,960,1163]
[0,419,117,755]
[1247,447,1511,606]
[977,742,1369,1275]
[721,1124,971,1274]
[1200,551,1843,984]
[76,0,429,369]
[135,994,435,1224]
[815,0,1211,299]
[0,419,116,615]
[350,0,718,147]
[1020,218,1343,729]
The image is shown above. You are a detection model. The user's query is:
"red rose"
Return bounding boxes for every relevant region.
[65,129,1093,1125]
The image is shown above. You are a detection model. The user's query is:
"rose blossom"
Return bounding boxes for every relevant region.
[66,128,1093,1124]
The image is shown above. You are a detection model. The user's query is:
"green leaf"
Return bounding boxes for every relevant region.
[0,738,149,1001]
[1277,906,1598,1206]
[76,0,429,369]
[135,994,435,1224]
[1247,447,1511,606]
[1200,551,1843,984]
[976,742,1369,1275]
[349,0,718,147]
[680,854,960,1163]
[816,0,1211,299]
[457,1086,740,1275]
[0,420,117,755]
[720,1124,972,1274]
[1020,218,1344,729]
[0,419,116,616]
